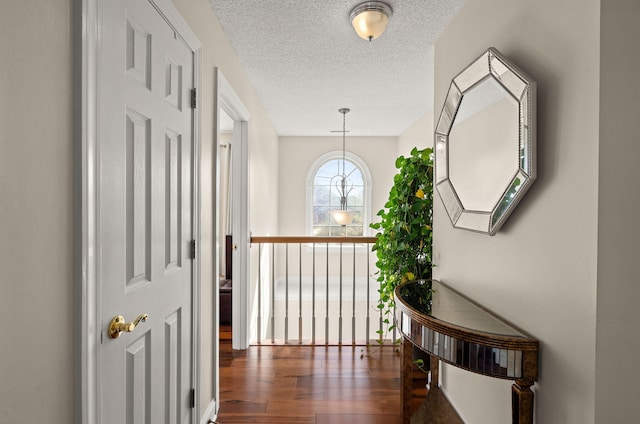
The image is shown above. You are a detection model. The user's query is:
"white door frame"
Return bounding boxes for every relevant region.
[215,69,251,350]
[76,1,202,423]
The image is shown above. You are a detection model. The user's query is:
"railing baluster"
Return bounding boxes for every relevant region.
[352,242,356,345]
[392,305,397,343]
[379,274,383,344]
[298,243,302,344]
[257,243,262,344]
[285,243,289,344]
[271,243,275,344]
[366,242,370,345]
[325,242,329,344]
[312,242,316,344]
[339,242,343,345]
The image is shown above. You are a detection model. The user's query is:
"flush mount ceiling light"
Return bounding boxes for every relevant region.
[350,1,393,41]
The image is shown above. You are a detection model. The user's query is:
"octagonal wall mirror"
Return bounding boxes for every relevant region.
[435,47,536,235]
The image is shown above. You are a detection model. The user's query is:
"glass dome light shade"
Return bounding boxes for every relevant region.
[329,210,354,226]
[350,2,392,41]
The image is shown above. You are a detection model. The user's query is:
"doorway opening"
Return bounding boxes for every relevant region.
[215,68,250,352]
[218,108,234,340]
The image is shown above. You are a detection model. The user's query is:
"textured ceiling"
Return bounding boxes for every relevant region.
[208,0,464,136]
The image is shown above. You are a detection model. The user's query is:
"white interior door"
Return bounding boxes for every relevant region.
[98,0,195,422]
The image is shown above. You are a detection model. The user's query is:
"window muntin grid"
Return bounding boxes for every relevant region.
[312,158,365,236]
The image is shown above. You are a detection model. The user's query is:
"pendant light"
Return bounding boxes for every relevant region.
[329,108,354,227]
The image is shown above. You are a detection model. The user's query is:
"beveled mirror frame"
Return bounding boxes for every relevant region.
[435,47,536,236]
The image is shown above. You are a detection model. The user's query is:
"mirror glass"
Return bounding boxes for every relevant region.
[435,48,536,235]
[449,77,518,211]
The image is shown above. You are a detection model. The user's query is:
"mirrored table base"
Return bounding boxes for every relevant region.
[399,318,536,423]
[396,281,538,424]
[400,312,526,379]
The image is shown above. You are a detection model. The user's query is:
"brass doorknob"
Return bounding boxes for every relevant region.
[108,313,149,339]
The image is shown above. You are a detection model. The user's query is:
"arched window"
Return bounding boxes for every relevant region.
[306,151,372,237]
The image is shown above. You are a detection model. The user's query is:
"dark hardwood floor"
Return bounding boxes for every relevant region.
[216,326,427,423]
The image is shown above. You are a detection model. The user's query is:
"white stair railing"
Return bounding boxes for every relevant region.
[250,236,392,345]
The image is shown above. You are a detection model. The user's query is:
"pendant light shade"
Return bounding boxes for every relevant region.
[350,2,393,41]
[331,210,354,226]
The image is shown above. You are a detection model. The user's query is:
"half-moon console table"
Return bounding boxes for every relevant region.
[395,280,539,424]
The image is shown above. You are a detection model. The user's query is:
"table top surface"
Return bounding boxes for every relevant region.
[396,280,528,338]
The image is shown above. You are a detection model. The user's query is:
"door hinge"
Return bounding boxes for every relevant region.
[190,239,196,260]
[190,388,195,408]
[190,88,196,109]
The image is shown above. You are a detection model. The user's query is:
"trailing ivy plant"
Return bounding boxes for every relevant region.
[370,147,434,341]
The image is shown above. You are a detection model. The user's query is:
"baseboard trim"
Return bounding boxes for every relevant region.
[200,399,217,424]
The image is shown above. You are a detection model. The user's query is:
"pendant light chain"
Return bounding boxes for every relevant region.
[342,109,346,177]
[338,108,350,210]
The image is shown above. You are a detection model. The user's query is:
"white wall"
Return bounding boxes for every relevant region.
[595,0,640,421]
[433,0,600,423]
[0,1,74,423]
[397,112,434,157]
[171,0,280,411]
[278,136,397,235]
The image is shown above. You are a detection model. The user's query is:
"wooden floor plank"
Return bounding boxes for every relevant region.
[220,387,324,401]
[265,399,400,415]
[215,414,316,423]
[316,414,402,424]
[218,399,268,414]
[322,387,402,401]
